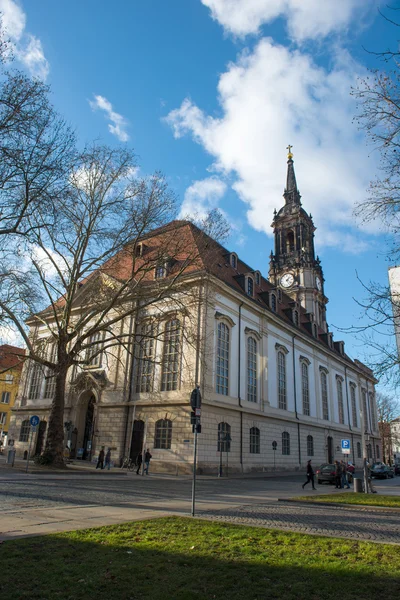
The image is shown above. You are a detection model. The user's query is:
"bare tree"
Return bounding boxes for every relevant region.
[376,391,400,463]
[0,144,228,466]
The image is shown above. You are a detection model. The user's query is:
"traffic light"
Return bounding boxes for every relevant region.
[190,386,202,410]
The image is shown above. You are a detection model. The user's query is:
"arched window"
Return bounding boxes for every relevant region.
[216,322,229,395]
[255,272,260,286]
[307,435,314,456]
[361,389,368,429]
[277,351,287,410]
[86,332,103,367]
[247,277,254,297]
[250,427,260,454]
[320,370,329,420]
[376,444,380,459]
[231,253,237,269]
[247,337,257,402]
[370,394,377,431]
[367,443,372,460]
[217,422,231,452]
[161,319,181,391]
[293,310,299,326]
[282,431,290,455]
[336,377,344,425]
[19,419,30,442]
[350,384,358,427]
[136,322,155,393]
[271,294,277,312]
[357,441,361,459]
[29,363,43,400]
[286,231,295,253]
[154,419,172,449]
[301,362,310,416]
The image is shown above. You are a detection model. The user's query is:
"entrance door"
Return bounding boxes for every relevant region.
[130,420,145,460]
[327,436,334,464]
[34,421,47,455]
[83,396,95,460]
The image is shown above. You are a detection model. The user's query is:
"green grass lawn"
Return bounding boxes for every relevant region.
[294,494,400,508]
[1,517,400,600]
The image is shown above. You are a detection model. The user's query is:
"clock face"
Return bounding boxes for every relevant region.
[280,273,294,288]
[316,276,322,291]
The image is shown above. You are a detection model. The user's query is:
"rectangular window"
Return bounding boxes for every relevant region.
[337,378,344,424]
[86,332,102,367]
[370,393,377,431]
[250,427,260,454]
[0,412,6,424]
[277,351,287,410]
[161,319,181,391]
[247,337,257,402]
[362,389,368,429]
[1,391,10,404]
[321,371,329,420]
[136,322,155,393]
[28,363,43,400]
[350,384,358,427]
[216,322,229,395]
[301,362,310,416]
[5,373,13,384]
[155,265,166,279]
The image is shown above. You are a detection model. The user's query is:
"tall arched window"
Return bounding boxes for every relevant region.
[154,419,172,449]
[287,231,295,252]
[336,377,344,425]
[44,343,57,399]
[357,441,361,459]
[136,322,155,393]
[277,351,287,410]
[217,422,231,452]
[247,337,257,402]
[250,427,260,454]
[282,431,290,455]
[161,319,181,391]
[19,419,30,442]
[301,362,310,416]
[29,363,43,400]
[361,389,368,429]
[320,369,329,420]
[216,322,229,395]
[307,435,314,456]
[350,384,358,427]
[370,394,377,431]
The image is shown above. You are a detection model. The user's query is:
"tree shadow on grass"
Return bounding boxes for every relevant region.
[0,517,400,600]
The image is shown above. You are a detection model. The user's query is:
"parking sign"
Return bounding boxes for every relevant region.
[341,439,351,454]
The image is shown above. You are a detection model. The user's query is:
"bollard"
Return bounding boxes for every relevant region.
[353,477,363,493]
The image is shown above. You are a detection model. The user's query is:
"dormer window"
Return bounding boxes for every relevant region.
[313,324,317,338]
[255,271,261,286]
[293,310,299,326]
[155,264,166,279]
[278,289,282,302]
[247,277,254,297]
[230,253,237,269]
[271,293,277,312]
[135,243,143,257]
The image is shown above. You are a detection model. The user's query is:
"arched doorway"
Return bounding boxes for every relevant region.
[327,436,334,464]
[83,395,95,460]
[34,421,47,456]
[130,420,145,460]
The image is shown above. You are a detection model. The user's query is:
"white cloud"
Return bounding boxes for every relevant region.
[89,95,130,142]
[201,0,375,41]
[166,38,378,252]
[0,0,49,79]
[180,177,227,219]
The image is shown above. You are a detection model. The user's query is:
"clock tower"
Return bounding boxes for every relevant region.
[269,147,328,331]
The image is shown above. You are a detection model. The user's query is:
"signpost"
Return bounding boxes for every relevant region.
[341,439,351,455]
[190,386,201,517]
[26,415,40,473]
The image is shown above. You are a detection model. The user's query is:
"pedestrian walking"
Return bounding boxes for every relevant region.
[105,448,112,470]
[334,460,342,489]
[341,460,350,489]
[136,452,143,475]
[144,449,152,475]
[96,446,105,470]
[302,459,316,490]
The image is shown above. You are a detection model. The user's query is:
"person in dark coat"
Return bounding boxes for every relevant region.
[334,460,342,488]
[96,446,105,469]
[302,459,316,490]
[105,448,112,470]
[136,452,143,475]
[144,449,152,475]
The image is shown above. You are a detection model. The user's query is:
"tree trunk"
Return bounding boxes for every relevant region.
[42,366,68,467]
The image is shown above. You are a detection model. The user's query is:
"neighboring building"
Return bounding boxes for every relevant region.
[0,345,25,448]
[9,152,380,472]
[391,417,400,465]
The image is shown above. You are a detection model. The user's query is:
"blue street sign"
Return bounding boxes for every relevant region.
[341,439,351,450]
[30,415,40,427]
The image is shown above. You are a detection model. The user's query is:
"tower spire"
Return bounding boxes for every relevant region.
[284,145,301,205]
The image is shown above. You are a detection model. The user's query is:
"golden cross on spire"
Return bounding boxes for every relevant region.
[286,144,293,160]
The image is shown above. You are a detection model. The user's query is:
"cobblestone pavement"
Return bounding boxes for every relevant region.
[198,501,400,544]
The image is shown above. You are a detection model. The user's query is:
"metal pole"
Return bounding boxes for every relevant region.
[191,428,198,516]
[26,429,34,473]
[360,398,369,493]
[141,417,148,475]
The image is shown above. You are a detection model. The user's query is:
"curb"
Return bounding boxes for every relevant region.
[278,498,400,512]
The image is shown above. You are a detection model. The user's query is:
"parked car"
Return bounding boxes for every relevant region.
[316,463,336,485]
[370,463,394,479]
[394,464,400,476]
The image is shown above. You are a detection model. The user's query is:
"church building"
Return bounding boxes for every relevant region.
[9,150,380,472]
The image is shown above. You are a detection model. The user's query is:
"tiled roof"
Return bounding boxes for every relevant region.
[0,345,25,371]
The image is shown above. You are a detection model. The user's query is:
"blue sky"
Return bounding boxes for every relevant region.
[2,0,398,386]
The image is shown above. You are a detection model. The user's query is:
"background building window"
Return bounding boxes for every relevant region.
[370,393,377,431]
[247,277,254,296]
[19,419,30,442]
[161,319,181,391]
[154,419,172,449]
[1,391,10,404]
[247,337,257,402]
[337,378,344,425]
[357,441,361,458]
[5,373,13,384]
[28,363,43,400]
[271,294,277,312]
[350,384,358,428]
[277,351,287,410]
[136,322,155,393]
[282,431,290,455]
[86,332,102,367]
[250,427,260,454]
[301,362,310,416]
[320,371,329,420]
[0,412,6,425]
[361,389,368,429]
[307,435,314,456]
[218,422,231,452]
[155,264,166,279]
[44,343,57,399]
[216,322,229,395]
